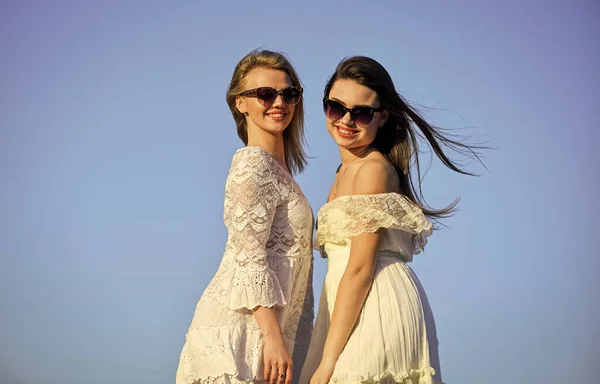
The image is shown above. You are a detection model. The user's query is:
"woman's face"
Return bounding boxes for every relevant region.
[325,79,388,151]
[236,67,297,138]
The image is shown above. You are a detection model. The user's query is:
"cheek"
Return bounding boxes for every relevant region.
[325,119,336,134]
[246,102,261,116]
[281,109,294,126]
[366,126,379,139]
[287,106,296,119]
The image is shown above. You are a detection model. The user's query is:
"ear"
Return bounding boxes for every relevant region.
[236,96,247,115]
[379,110,389,127]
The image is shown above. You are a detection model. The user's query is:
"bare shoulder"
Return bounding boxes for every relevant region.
[352,152,398,195]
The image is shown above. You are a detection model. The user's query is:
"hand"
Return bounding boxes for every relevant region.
[309,359,336,384]
[263,333,293,384]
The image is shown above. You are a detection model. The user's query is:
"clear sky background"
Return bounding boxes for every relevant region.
[1,1,598,383]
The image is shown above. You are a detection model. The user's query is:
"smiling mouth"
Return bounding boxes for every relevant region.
[266,110,288,121]
[336,126,359,136]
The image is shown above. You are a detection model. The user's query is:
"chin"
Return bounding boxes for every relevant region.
[271,121,290,132]
[268,119,293,132]
[260,123,287,136]
[335,137,374,151]
[331,131,361,147]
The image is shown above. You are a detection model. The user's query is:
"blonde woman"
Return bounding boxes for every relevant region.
[176,49,314,384]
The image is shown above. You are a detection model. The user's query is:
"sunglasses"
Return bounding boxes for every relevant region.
[239,86,303,106]
[323,98,383,127]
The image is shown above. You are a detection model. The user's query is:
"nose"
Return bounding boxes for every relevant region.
[270,93,285,107]
[339,111,354,125]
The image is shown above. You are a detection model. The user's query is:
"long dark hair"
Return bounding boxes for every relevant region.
[324,56,485,221]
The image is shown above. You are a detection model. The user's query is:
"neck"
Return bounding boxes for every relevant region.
[339,145,371,165]
[247,130,286,167]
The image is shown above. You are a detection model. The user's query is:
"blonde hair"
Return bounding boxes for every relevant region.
[226,49,307,174]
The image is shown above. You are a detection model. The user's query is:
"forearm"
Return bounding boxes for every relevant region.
[253,306,284,340]
[321,269,373,363]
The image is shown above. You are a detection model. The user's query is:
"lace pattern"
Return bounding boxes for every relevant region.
[225,150,282,271]
[316,193,433,255]
[176,147,314,384]
[220,147,289,310]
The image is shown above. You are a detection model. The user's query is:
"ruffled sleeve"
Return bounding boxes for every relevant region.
[221,148,287,311]
[316,193,433,254]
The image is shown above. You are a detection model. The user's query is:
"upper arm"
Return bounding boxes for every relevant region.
[226,151,281,269]
[345,161,396,275]
[221,151,290,311]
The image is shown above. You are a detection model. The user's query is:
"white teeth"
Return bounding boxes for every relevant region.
[268,113,284,118]
[339,128,356,135]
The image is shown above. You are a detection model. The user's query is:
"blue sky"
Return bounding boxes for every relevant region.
[1,1,598,383]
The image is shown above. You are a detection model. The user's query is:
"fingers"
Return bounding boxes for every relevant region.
[285,361,293,384]
[268,360,291,384]
[264,351,293,384]
[269,362,278,384]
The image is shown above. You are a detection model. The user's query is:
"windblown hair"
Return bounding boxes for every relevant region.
[324,56,485,221]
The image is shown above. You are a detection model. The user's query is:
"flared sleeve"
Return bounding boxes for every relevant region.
[221,148,288,311]
[316,193,433,254]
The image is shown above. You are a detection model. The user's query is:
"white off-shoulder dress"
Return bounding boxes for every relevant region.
[176,147,315,384]
[299,193,443,384]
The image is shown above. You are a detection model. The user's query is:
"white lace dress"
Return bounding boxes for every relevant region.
[299,193,444,384]
[176,146,315,384]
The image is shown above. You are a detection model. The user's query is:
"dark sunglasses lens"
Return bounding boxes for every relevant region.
[282,88,301,105]
[325,100,345,120]
[353,108,374,126]
[255,88,277,104]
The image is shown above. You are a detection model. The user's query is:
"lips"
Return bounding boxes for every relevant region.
[335,125,359,138]
[266,110,287,122]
